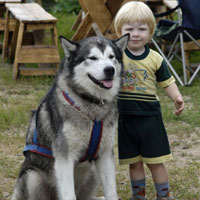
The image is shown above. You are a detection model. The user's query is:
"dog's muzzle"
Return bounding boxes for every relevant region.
[88,66,115,89]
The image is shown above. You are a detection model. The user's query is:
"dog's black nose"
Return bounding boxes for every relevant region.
[104,66,115,77]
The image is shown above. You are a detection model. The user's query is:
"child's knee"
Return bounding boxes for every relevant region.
[130,161,144,170]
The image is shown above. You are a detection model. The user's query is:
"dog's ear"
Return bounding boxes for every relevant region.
[113,33,129,51]
[59,36,78,56]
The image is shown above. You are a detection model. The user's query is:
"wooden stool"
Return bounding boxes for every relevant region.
[2,3,60,79]
[0,0,21,51]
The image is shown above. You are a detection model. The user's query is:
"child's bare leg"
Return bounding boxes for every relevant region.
[130,161,145,180]
[147,163,171,198]
[147,163,168,184]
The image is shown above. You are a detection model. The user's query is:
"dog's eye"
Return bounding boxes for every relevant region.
[89,56,98,60]
[109,55,115,59]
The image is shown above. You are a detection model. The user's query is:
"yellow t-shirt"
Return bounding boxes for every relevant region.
[117,46,175,115]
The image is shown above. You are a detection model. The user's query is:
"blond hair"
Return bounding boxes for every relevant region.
[114,1,156,39]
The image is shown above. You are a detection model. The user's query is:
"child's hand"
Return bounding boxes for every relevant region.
[174,96,184,115]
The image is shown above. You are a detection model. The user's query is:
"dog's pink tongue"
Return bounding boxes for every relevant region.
[101,80,113,88]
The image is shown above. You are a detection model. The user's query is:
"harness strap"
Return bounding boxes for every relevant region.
[80,120,103,162]
[23,129,54,158]
[62,91,80,111]
[23,91,103,163]
[23,144,53,158]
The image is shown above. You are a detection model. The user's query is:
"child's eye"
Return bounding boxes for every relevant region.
[139,28,147,31]
[124,28,132,32]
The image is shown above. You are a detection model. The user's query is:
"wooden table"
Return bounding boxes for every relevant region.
[2,3,60,79]
[71,0,169,41]
[0,0,22,50]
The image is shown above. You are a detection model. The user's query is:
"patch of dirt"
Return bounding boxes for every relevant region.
[169,127,200,166]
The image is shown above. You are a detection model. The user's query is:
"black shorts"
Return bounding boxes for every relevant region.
[118,114,173,165]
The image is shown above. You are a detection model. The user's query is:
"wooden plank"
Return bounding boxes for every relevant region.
[5,3,57,22]
[70,9,82,31]
[52,22,58,46]
[23,3,57,22]
[83,0,112,34]
[71,12,93,41]
[17,45,60,63]
[19,67,57,76]
[26,23,54,30]
[2,9,10,59]
[84,25,96,37]
[6,3,37,22]
[0,17,15,30]
[184,40,200,51]
[78,0,88,12]
[105,0,124,17]
[13,21,24,79]
[9,19,19,59]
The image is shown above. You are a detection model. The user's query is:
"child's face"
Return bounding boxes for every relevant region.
[121,21,150,52]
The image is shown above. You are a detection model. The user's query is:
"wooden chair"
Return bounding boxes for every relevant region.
[2,3,60,79]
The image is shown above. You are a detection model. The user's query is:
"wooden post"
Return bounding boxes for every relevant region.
[13,22,24,80]
[10,19,19,59]
[2,9,10,59]
[83,0,112,34]
[71,12,93,41]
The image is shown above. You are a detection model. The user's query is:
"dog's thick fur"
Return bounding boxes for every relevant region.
[11,34,129,200]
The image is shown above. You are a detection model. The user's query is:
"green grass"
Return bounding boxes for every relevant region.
[0,11,200,200]
[54,12,77,58]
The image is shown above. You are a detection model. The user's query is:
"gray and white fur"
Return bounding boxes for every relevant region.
[11,34,129,200]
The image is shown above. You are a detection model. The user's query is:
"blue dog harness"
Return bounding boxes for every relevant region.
[23,91,103,162]
[23,128,54,159]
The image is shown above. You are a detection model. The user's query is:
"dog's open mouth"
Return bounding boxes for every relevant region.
[88,74,113,89]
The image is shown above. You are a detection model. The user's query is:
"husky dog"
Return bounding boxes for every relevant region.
[11,34,129,200]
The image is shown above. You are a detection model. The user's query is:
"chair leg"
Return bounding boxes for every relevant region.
[13,22,24,80]
[188,65,200,85]
[183,30,200,84]
[179,32,188,85]
[184,51,191,78]
[152,38,184,86]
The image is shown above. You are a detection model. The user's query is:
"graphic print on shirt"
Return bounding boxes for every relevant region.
[122,63,148,92]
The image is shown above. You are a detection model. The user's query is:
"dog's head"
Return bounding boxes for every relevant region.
[59,34,129,102]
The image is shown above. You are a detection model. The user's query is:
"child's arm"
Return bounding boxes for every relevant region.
[164,82,184,116]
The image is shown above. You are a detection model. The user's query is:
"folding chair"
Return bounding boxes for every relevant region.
[152,0,200,86]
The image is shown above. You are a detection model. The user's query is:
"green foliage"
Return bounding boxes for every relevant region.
[42,0,55,11]
[42,0,81,14]
[54,12,77,57]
